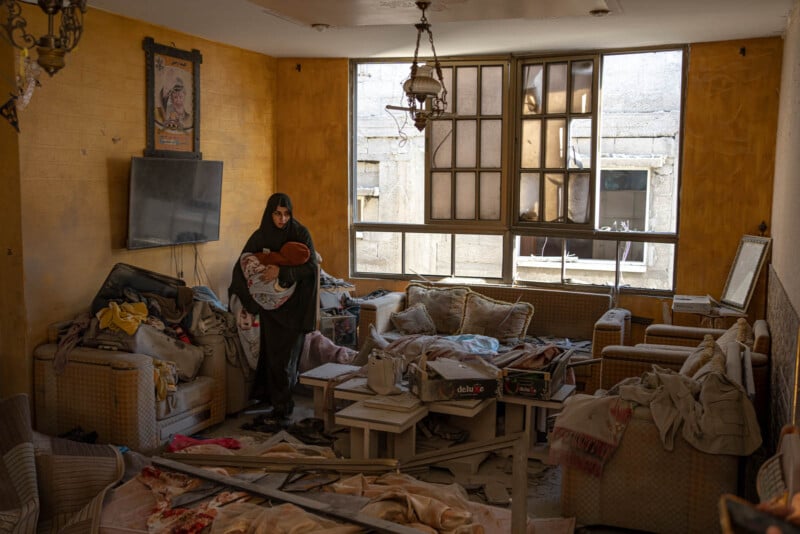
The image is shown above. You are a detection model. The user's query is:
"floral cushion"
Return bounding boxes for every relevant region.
[406,283,471,335]
[460,292,534,344]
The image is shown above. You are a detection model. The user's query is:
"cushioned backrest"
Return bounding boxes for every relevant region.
[432,283,611,339]
[406,283,471,335]
[460,292,534,344]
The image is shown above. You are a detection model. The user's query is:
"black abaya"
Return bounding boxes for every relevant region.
[228,193,318,414]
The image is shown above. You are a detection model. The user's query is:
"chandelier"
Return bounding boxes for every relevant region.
[387,0,448,131]
[1,0,88,76]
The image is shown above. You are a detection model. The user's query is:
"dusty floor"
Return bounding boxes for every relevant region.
[197,389,641,533]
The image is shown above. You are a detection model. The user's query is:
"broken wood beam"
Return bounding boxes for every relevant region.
[152,457,421,534]
[161,453,398,474]
[399,433,524,469]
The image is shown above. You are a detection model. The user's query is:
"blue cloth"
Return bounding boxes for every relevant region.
[192,285,226,311]
[443,334,500,355]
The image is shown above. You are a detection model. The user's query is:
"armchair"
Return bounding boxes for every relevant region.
[33,331,227,454]
[599,319,770,424]
[561,340,760,533]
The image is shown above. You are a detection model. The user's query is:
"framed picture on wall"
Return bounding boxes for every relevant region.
[143,37,202,159]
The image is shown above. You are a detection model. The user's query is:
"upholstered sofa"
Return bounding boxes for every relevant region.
[560,337,761,533]
[359,282,630,393]
[34,334,227,454]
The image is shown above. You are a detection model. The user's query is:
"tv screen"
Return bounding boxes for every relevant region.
[127,157,223,249]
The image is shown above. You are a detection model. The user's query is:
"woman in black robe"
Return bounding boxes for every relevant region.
[228,193,318,418]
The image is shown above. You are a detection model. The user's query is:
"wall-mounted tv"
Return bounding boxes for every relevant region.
[127,156,223,250]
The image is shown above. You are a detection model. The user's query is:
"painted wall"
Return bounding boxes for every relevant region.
[3,7,277,397]
[0,44,27,398]
[677,38,780,317]
[274,58,350,278]
[773,3,800,314]
[770,0,800,434]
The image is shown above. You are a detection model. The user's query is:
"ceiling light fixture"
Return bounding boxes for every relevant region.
[386,0,448,131]
[0,0,87,76]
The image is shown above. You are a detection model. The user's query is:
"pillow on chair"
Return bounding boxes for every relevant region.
[390,303,437,335]
[460,292,534,344]
[715,318,754,350]
[680,334,726,379]
[406,283,471,335]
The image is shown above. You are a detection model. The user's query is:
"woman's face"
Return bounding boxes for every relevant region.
[271,206,291,228]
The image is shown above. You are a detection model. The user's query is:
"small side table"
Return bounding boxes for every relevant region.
[500,384,576,461]
[298,363,362,430]
[335,400,428,461]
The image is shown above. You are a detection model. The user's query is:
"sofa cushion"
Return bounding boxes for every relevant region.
[390,303,437,335]
[406,283,470,335]
[679,334,724,378]
[156,375,214,421]
[460,292,534,344]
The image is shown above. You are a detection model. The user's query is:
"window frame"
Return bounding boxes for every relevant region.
[349,46,687,297]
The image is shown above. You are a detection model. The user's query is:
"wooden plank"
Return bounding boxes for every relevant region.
[511,428,529,534]
[300,362,361,380]
[335,401,427,432]
[152,457,421,534]
[400,433,524,469]
[363,392,422,412]
[428,397,492,417]
[161,453,398,473]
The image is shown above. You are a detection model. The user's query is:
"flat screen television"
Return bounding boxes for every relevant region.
[127,156,223,249]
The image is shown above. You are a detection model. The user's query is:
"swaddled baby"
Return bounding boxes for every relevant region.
[240,241,310,310]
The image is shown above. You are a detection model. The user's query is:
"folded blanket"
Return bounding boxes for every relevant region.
[548,394,633,477]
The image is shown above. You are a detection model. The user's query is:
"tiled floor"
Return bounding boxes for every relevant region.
[199,389,645,533]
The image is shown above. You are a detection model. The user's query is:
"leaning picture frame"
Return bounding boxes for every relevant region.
[143,37,202,159]
[720,235,772,313]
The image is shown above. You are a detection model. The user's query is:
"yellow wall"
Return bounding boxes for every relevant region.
[275,58,350,277]
[5,7,277,396]
[615,38,781,334]
[0,43,27,398]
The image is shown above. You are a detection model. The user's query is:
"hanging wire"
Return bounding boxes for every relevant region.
[171,244,184,279]
[430,123,452,164]
[386,104,410,146]
[192,243,211,287]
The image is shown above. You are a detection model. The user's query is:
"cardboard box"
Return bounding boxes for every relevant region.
[408,357,501,402]
[502,348,574,400]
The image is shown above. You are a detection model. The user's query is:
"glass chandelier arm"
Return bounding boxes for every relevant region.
[59,0,86,51]
[1,0,36,50]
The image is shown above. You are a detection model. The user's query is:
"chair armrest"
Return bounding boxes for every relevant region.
[753,319,770,354]
[582,308,630,393]
[33,344,158,452]
[644,324,727,347]
[357,291,406,348]
[192,333,228,426]
[599,345,691,390]
[593,308,631,348]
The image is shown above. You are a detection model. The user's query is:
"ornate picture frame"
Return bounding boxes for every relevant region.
[143,37,202,159]
[720,235,772,313]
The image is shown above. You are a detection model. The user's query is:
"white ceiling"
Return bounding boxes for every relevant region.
[87,0,795,58]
